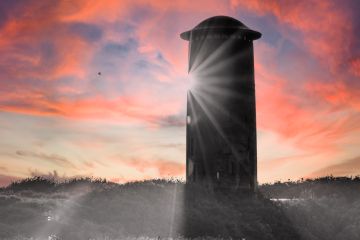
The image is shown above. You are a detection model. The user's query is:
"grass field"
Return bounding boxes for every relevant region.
[1,176,360,240]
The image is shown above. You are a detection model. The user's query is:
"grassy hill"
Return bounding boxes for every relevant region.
[0,176,360,240]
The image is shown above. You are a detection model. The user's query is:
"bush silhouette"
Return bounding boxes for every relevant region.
[0,176,360,239]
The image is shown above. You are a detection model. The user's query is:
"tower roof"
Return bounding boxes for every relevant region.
[180,16,261,41]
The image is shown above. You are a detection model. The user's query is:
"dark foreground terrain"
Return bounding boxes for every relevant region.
[1,176,360,240]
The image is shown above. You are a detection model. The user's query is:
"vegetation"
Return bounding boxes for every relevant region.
[0,176,359,239]
[260,176,360,200]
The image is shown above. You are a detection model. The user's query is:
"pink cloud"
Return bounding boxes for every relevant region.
[308,155,360,178]
[350,58,360,77]
[123,158,185,177]
[232,0,356,74]
[0,174,21,187]
[0,1,194,127]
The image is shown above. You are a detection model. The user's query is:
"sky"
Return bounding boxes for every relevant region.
[0,0,360,186]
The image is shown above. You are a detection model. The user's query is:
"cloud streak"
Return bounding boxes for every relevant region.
[309,156,360,178]
[16,150,77,169]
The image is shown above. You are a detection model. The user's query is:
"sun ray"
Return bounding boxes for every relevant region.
[188,92,215,188]
[191,30,244,74]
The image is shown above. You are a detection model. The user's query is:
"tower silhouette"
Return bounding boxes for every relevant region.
[181,16,261,191]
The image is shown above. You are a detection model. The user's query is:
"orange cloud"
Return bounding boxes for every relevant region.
[0,4,94,81]
[0,90,185,127]
[0,1,194,127]
[255,58,360,165]
[304,80,360,112]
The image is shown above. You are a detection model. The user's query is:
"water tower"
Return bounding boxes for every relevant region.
[181,16,261,191]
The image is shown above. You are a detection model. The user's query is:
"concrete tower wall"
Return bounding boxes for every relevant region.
[182,16,260,191]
